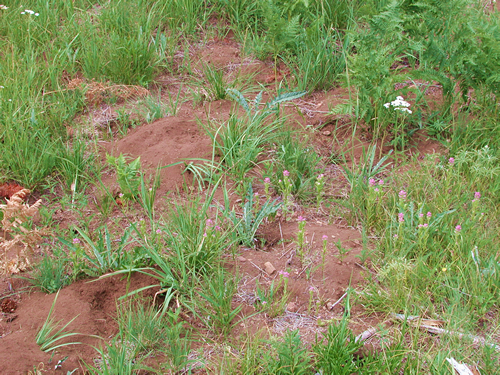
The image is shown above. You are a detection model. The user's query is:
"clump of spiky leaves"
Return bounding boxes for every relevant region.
[222,184,281,248]
[36,290,83,352]
[194,267,242,338]
[0,189,49,275]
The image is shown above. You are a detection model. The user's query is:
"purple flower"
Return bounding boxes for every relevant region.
[379,180,384,186]
[427,212,432,218]
[398,213,404,222]
[393,234,398,239]
[423,223,428,227]
[374,188,380,193]
[206,219,214,227]
[119,193,124,198]
[279,270,290,278]
[215,225,222,231]
[419,213,424,218]
[448,157,455,165]
[322,235,328,241]
[264,177,271,184]
[72,238,80,245]
[399,190,407,200]
[283,170,290,177]
[156,229,162,234]
[298,216,306,222]
[369,178,376,186]
[455,225,462,232]
[474,192,481,200]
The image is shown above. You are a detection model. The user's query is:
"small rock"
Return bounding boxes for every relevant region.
[322,130,331,136]
[287,302,297,311]
[237,256,247,262]
[264,261,276,275]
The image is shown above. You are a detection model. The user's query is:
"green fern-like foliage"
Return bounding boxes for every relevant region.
[106,154,141,199]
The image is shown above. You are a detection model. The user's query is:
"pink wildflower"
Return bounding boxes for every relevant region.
[398,213,404,222]
[283,170,290,177]
[279,270,290,278]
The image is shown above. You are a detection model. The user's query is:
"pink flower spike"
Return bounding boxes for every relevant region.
[398,213,404,222]
[474,192,481,200]
[156,229,162,234]
[283,170,290,177]
[419,213,424,218]
[279,270,290,278]
[427,212,432,218]
[393,234,398,238]
[448,157,455,165]
[399,190,407,200]
[423,223,428,227]
[369,178,376,186]
[297,216,306,222]
[378,180,384,186]
[264,177,271,184]
[455,225,462,232]
[374,188,379,192]
[72,238,80,245]
[322,235,328,241]
[206,219,214,227]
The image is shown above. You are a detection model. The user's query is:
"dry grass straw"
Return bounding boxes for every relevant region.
[65,78,150,106]
[0,189,49,275]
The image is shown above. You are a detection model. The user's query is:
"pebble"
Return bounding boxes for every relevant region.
[264,261,276,275]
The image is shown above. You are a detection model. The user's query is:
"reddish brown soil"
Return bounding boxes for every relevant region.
[0,36,442,374]
[0,273,159,374]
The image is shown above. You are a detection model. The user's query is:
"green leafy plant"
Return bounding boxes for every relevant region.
[61,225,139,276]
[222,184,281,247]
[106,154,141,200]
[26,254,70,294]
[271,330,312,375]
[195,267,243,337]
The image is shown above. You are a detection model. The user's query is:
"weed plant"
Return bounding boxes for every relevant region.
[36,290,82,352]
[26,254,70,294]
[222,184,281,248]
[195,267,242,338]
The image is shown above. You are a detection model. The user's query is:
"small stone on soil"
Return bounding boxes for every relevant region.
[264,261,276,275]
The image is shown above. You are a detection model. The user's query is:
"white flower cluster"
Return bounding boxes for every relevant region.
[0,5,8,10]
[21,9,39,16]
[383,96,412,114]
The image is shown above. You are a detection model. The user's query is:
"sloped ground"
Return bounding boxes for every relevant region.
[0,37,444,374]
